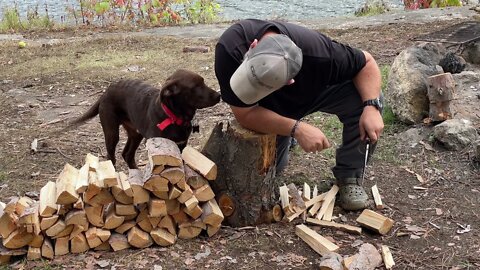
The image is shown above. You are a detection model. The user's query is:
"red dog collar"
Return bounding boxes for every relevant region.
[157,103,186,131]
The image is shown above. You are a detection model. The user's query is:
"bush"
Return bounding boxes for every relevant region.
[0,5,54,32]
[355,0,390,17]
[403,0,462,10]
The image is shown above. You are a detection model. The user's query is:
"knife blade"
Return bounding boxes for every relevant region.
[362,138,370,184]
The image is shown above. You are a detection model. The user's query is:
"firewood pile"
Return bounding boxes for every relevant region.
[0,138,224,262]
[280,182,396,269]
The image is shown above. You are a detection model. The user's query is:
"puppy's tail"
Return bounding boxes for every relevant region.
[56,99,101,134]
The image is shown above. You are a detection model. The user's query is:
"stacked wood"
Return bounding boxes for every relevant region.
[280,183,337,223]
[0,137,224,262]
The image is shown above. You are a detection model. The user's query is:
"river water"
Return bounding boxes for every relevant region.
[0,0,404,21]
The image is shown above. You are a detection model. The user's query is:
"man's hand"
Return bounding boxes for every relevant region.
[359,106,384,143]
[294,122,331,153]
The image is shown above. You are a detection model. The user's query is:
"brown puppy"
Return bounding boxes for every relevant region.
[67,69,221,169]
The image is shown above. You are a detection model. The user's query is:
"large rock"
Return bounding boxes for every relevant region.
[433,119,478,150]
[347,243,382,270]
[461,41,480,65]
[386,42,445,124]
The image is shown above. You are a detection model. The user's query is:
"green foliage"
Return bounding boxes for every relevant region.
[379,65,398,127]
[430,0,462,7]
[0,7,23,31]
[403,0,461,10]
[178,0,221,24]
[73,0,221,26]
[0,5,54,32]
[355,0,390,17]
[0,171,6,183]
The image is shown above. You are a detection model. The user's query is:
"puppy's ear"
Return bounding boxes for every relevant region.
[161,79,181,98]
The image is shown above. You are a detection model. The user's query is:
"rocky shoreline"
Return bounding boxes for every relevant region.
[0,6,478,42]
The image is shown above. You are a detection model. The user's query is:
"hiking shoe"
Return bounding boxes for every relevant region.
[336,178,369,211]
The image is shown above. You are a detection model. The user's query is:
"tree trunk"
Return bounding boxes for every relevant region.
[202,120,278,227]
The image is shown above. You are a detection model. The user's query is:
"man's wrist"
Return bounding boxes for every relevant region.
[290,120,301,138]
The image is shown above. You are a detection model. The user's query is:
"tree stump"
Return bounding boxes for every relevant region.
[427,73,455,122]
[202,120,278,227]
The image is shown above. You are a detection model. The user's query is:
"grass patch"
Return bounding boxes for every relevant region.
[355,0,390,17]
[0,6,55,32]
[0,170,5,181]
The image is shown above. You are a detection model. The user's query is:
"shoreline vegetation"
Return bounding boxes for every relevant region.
[0,0,463,33]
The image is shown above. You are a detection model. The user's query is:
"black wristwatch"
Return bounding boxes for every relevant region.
[363,98,383,111]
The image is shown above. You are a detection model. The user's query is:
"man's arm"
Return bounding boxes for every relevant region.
[353,51,384,143]
[231,105,331,153]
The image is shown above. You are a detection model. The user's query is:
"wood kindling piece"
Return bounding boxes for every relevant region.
[27,246,41,261]
[75,164,89,194]
[295,224,339,256]
[287,183,306,213]
[149,199,167,217]
[128,169,150,204]
[159,215,176,236]
[2,228,34,249]
[85,205,104,227]
[201,199,224,227]
[40,215,59,231]
[146,138,183,167]
[150,228,176,246]
[177,187,194,204]
[85,153,99,171]
[371,184,384,210]
[18,202,41,235]
[306,218,362,235]
[70,233,89,254]
[54,236,69,256]
[109,233,130,251]
[194,185,215,202]
[181,146,217,180]
[84,170,103,201]
[168,186,182,200]
[97,160,118,187]
[356,209,394,235]
[185,165,208,189]
[56,163,80,205]
[0,209,17,239]
[381,245,395,269]
[315,185,339,220]
[39,181,57,218]
[112,172,134,205]
[161,166,185,185]
[279,185,292,216]
[303,183,311,200]
[286,192,327,222]
[322,199,335,221]
[178,226,202,240]
[143,175,169,193]
[127,226,153,248]
[103,203,125,230]
[115,220,136,234]
[45,219,66,237]
[15,197,34,216]
[41,238,54,259]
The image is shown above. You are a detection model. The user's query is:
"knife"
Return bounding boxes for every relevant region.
[362,138,370,184]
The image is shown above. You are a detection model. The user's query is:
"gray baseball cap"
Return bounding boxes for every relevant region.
[230,34,303,105]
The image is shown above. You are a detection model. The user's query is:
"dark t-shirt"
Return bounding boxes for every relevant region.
[214,19,366,120]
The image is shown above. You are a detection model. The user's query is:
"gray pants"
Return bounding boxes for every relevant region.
[276,81,382,180]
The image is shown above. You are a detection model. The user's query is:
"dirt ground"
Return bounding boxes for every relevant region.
[0,13,479,270]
